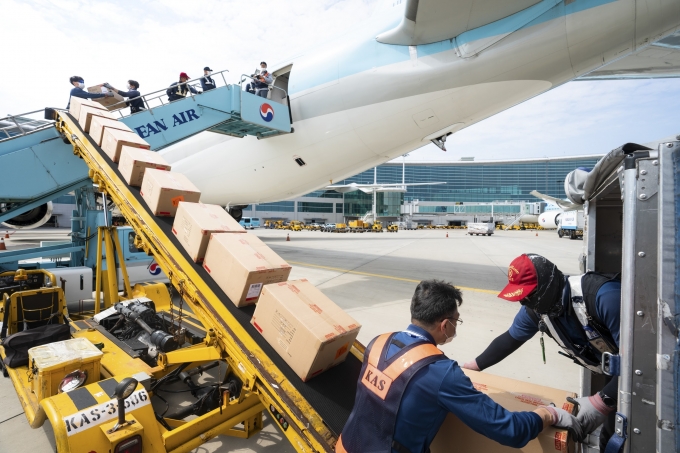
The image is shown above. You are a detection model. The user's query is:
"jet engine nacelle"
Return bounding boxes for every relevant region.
[538,210,561,229]
[1,201,54,229]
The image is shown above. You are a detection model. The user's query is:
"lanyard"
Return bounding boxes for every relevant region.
[402,329,429,342]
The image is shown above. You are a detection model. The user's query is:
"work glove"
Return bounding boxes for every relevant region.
[462,359,480,371]
[568,395,613,434]
[103,83,113,89]
[105,92,114,97]
[544,406,585,442]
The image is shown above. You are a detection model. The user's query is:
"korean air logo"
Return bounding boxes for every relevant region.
[149,262,162,276]
[260,103,274,122]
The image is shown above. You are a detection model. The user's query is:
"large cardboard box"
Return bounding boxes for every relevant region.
[87,84,126,111]
[68,97,107,121]
[119,146,171,187]
[78,105,115,133]
[202,233,291,306]
[140,169,201,216]
[172,202,246,262]
[89,116,132,146]
[101,128,150,162]
[251,279,361,381]
[430,369,577,453]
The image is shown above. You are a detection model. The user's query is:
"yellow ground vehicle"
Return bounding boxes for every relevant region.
[387,224,398,233]
[335,223,348,232]
[0,111,365,453]
[371,221,384,232]
[289,220,304,231]
[348,220,367,232]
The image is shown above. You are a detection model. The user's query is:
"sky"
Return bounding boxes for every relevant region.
[2,0,679,162]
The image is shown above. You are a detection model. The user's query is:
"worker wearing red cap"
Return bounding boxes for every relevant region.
[462,253,622,450]
[166,72,200,102]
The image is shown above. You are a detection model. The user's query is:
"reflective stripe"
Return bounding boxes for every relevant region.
[335,434,348,453]
[382,343,442,381]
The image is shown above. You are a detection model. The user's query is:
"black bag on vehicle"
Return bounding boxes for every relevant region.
[2,324,71,368]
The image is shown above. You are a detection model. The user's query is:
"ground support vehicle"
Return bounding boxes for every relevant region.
[387,224,398,233]
[557,210,584,240]
[347,220,367,233]
[288,221,304,232]
[322,223,336,233]
[0,108,364,453]
[334,223,348,233]
[467,223,494,236]
[576,141,679,453]
[370,221,384,232]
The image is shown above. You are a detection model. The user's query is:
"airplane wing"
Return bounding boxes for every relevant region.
[327,182,445,193]
[578,31,680,80]
[530,190,580,211]
[377,0,543,45]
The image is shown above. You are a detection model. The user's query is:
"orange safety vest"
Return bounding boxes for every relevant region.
[337,332,444,453]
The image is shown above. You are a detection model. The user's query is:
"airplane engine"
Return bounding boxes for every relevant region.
[1,201,53,229]
[538,210,561,229]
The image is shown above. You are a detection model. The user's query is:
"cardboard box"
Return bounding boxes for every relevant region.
[202,233,291,306]
[430,369,576,453]
[89,116,132,146]
[119,147,171,187]
[172,202,246,263]
[69,97,107,121]
[101,128,150,162]
[87,84,126,111]
[251,279,361,381]
[78,105,115,133]
[140,169,201,216]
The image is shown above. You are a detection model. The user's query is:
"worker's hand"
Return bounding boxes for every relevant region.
[569,395,613,434]
[462,359,480,371]
[105,92,115,97]
[103,83,113,89]
[543,406,585,442]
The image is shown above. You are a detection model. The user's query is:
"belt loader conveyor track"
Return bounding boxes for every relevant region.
[47,109,363,452]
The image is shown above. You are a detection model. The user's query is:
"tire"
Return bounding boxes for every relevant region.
[558,229,564,238]
[487,233,492,236]
[228,207,243,222]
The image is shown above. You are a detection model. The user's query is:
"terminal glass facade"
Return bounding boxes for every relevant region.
[246,156,602,218]
[340,157,600,203]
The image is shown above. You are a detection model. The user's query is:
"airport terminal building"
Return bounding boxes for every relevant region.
[243,155,602,224]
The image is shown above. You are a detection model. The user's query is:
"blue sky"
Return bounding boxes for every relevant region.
[2,0,678,162]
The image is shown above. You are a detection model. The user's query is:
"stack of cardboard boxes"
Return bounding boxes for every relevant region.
[76,107,362,382]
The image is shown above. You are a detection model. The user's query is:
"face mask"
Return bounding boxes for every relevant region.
[261,68,267,73]
[128,85,134,90]
[78,82,85,88]
[441,320,456,344]
[207,71,212,76]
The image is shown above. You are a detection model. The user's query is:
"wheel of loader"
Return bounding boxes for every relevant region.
[558,229,564,238]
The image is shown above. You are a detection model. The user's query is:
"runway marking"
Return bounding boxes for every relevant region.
[287,260,499,295]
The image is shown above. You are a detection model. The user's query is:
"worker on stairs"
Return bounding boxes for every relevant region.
[103,80,145,114]
[337,279,584,453]
[246,62,272,98]
[66,76,113,109]
[167,72,199,102]
[463,253,621,450]
[201,67,216,92]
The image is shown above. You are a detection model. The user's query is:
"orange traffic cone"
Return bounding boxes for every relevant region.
[0,238,6,251]
[446,233,448,238]
[535,232,538,237]
[4,231,9,239]
[286,234,290,242]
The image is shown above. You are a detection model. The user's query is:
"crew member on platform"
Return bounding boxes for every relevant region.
[201,67,216,92]
[167,72,199,102]
[103,80,145,114]
[337,279,583,453]
[246,62,272,98]
[462,254,621,450]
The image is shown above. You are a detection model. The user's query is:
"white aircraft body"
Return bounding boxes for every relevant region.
[162,0,680,210]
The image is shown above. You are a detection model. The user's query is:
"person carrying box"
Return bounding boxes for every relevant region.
[66,76,112,109]
[103,80,145,114]
[338,279,584,453]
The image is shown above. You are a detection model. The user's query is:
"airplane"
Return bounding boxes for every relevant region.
[326,182,445,194]
[158,0,680,221]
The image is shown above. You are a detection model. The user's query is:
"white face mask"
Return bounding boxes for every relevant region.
[78,82,85,88]
[260,68,267,73]
[128,85,134,90]
[441,320,457,344]
[206,71,212,76]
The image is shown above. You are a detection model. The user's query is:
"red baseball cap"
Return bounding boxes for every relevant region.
[179,72,190,79]
[498,254,538,301]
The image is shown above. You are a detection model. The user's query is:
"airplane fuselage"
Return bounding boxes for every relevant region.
[162,0,680,207]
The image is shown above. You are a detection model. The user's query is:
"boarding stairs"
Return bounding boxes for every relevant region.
[0,69,292,226]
